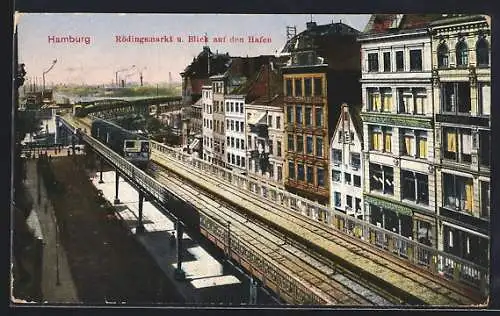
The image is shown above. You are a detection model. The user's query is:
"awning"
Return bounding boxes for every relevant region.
[248,111,267,125]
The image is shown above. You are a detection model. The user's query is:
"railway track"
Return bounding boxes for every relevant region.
[67,114,484,306]
[147,162,396,306]
[150,149,482,306]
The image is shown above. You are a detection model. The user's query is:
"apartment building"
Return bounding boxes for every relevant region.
[330,103,364,220]
[359,14,443,244]
[282,21,361,206]
[224,95,247,173]
[201,85,214,163]
[430,15,490,267]
[210,75,227,167]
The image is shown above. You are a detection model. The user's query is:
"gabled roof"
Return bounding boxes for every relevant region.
[330,103,363,146]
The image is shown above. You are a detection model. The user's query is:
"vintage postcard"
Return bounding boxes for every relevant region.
[11,12,491,308]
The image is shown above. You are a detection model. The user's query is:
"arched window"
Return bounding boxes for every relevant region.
[456,41,468,67]
[476,38,489,66]
[437,43,449,68]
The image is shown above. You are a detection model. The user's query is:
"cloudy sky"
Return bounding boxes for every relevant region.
[17,13,370,86]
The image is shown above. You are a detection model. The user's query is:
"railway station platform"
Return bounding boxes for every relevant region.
[90,170,276,305]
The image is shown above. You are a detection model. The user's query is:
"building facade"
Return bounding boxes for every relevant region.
[201,85,214,163]
[210,75,227,167]
[330,103,364,220]
[430,15,490,267]
[282,21,361,206]
[359,14,442,244]
[224,95,247,173]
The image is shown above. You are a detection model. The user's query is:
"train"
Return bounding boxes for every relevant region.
[90,118,150,169]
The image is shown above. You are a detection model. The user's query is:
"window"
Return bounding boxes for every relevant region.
[297,163,305,181]
[370,163,394,195]
[437,43,449,68]
[296,105,303,125]
[396,51,404,71]
[277,166,282,181]
[248,136,252,149]
[346,195,353,208]
[276,117,281,129]
[441,82,471,114]
[304,78,312,97]
[409,49,422,71]
[240,122,244,132]
[287,134,294,151]
[479,130,490,166]
[443,127,472,163]
[305,107,312,126]
[241,139,245,150]
[277,141,282,157]
[368,53,379,72]
[353,175,361,187]
[226,136,230,145]
[287,106,294,124]
[480,181,490,218]
[268,140,273,155]
[381,88,392,112]
[315,107,323,127]
[230,120,234,131]
[306,166,313,183]
[334,192,341,207]
[414,89,426,115]
[370,126,392,153]
[443,173,474,214]
[286,79,293,96]
[332,149,342,164]
[268,115,273,127]
[476,38,490,66]
[402,170,428,205]
[317,168,325,187]
[383,52,391,72]
[456,40,468,67]
[236,139,240,149]
[269,163,274,177]
[344,173,351,185]
[294,78,302,96]
[351,153,361,169]
[230,102,234,112]
[314,78,323,96]
[478,82,491,116]
[368,88,381,112]
[306,136,313,154]
[235,121,239,132]
[416,131,427,159]
[288,161,295,179]
[402,129,415,156]
[227,153,230,162]
[296,135,304,153]
[316,137,323,157]
[332,170,341,182]
[355,198,362,212]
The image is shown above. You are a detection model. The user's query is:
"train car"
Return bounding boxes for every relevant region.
[90,118,150,169]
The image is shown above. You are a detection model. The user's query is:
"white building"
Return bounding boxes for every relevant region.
[359,14,440,243]
[224,95,247,173]
[201,85,214,163]
[329,104,364,220]
[246,95,285,187]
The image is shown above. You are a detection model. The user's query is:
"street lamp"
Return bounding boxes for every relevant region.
[42,59,57,101]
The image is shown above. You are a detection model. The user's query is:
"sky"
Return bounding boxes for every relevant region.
[16,13,371,86]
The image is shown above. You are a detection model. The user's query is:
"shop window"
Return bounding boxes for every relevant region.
[410,49,422,71]
[370,163,394,195]
[383,52,391,72]
[443,173,474,214]
[476,38,490,66]
[456,40,469,67]
[368,53,379,72]
[437,43,449,68]
[396,51,404,71]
